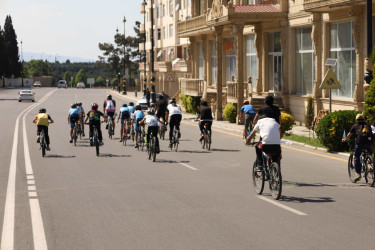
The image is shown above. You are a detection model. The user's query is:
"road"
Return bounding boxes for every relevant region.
[0,87,375,250]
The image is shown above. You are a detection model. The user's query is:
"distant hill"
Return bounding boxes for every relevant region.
[22,52,96,63]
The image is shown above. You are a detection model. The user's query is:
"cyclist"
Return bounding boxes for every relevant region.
[343,114,374,182]
[139,109,160,153]
[166,98,182,148]
[155,95,168,131]
[129,102,136,133]
[33,108,54,151]
[240,100,256,139]
[103,94,116,134]
[134,105,145,148]
[68,103,80,143]
[253,96,281,125]
[197,101,213,142]
[246,117,282,170]
[117,104,130,142]
[84,103,106,146]
[76,102,85,137]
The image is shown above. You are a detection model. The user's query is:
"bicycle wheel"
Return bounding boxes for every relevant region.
[252,160,265,195]
[202,133,206,149]
[140,131,145,151]
[122,125,127,146]
[348,153,356,183]
[131,126,135,142]
[364,155,375,187]
[173,130,179,152]
[206,131,211,151]
[95,136,99,156]
[148,137,153,160]
[108,123,113,139]
[40,132,46,157]
[152,137,157,162]
[269,162,282,200]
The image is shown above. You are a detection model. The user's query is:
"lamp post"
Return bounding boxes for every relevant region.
[123,16,127,95]
[21,40,24,87]
[364,0,373,92]
[141,0,147,96]
[150,0,156,104]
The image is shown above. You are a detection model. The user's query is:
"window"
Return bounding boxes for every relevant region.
[157,28,161,40]
[169,24,174,37]
[330,21,356,98]
[268,32,283,92]
[211,41,217,86]
[169,0,173,17]
[246,35,258,91]
[225,38,236,82]
[198,42,204,79]
[295,27,314,95]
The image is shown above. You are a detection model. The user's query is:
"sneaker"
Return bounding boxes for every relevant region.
[354,173,361,182]
[69,139,73,143]
[36,136,40,143]
[46,145,50,151]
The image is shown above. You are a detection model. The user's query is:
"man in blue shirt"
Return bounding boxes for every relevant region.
[240,100,256,139]
[134,105,145,148]
[68,103,80,143]
[117,104,130,142]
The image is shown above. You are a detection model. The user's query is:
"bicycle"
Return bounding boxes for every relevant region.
[39,130,47,157]
[72,122,80,146]
[147,129,158,162]
[250,142,282,200]
[243,118,254,142]
[107,116,114,139]
[121,121,128,146]
[201,121,211,151]
[347,141,375,186]
[130,121,135,142]
[159,121,167,140]
[170,128,179,152]
[85,123,101,156]
[137,126,145,151]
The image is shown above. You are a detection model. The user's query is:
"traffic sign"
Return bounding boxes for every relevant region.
[165,74,174,83]
[320,68,341,89]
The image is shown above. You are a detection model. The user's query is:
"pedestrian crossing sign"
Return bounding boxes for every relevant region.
[165,74,174,83]
[320,68,341,89]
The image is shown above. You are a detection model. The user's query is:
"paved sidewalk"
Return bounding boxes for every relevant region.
[110,90,313,137]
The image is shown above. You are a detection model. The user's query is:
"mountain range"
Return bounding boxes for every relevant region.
[22,52,96,63]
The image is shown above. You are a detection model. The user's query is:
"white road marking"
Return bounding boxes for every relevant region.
[1,89,55,250]
[27,175,34,180]
[28,192,37,197]
[27,180,35,185]
[179,163,198,171]
[28,186,36,191]
[258,196,307,216]
[29,199,47,250]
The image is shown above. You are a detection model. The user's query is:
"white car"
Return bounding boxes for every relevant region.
[57,80,67,88]
[136,94,160,110]
[77,82,85,89]
[33,81,42,87]
[18,90,35,102]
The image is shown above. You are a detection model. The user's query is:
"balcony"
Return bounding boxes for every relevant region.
[226,81,248,104]
[179,78,204,97]
[177,15,207,37]
[304,0,363,12]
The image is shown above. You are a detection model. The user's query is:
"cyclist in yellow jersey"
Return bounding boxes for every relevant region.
[33,108,54,150]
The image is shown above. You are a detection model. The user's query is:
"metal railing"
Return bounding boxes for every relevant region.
[179,78,204,97]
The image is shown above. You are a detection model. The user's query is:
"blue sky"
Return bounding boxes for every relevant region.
[0,0,143,61]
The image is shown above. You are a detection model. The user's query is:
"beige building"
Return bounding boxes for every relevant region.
[175,0,374,124]
[140,0,193,98]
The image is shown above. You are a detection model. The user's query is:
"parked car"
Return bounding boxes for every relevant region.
[18,89,35,102]
[136,94,161,110]
[33,81,42,87]
[57,80,67,88]
[77,82,85,89]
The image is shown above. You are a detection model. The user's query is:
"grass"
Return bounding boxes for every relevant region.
[283,133,326,148]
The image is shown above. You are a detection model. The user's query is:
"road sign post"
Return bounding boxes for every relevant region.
[320,59,340,113]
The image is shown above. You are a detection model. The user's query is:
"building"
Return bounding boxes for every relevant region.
[140,0,193,99]
[176,0,374,124]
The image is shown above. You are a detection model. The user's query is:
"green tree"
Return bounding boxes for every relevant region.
[0,25,5,77]
[24,59,52,77]
[75,68,87,84]
[95,76,105,86]
[363,49,375,124]
[63,71,72,86]
[3,15,21,77]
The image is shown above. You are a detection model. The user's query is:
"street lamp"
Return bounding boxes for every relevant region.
[141,0,147,95]
[21,40,24,87]
[364,0,373,92]
[150,0,156,104]
[123,16,127,95]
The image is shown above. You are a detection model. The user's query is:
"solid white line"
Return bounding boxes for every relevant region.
[258,196,307,216]
[29,199,47,250]
[179,163,198,171]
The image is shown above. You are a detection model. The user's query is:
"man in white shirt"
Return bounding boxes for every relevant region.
[166,98,182,148]
[246,117,282,167]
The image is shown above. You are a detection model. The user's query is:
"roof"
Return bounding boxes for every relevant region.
[232,4,280,13]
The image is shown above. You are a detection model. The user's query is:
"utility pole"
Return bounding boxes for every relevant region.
[150,0,156,104]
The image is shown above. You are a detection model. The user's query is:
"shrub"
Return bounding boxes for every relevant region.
[179,93,187,110]
[281,112,295,133]
[179,93,199,113]
[305,96,314,130]
[364,49,375,124]
[223,104,237,123]
[316,110,360,151]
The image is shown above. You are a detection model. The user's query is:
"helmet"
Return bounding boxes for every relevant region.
[39,108,46,113]
[129,102,134,106]
[92,103,98,110]
[78,102,82,106]
[71,103,77,108]
[147,109,155,115]
[243,100,249,105]
[169,98,176,104]
[107,95,112,100]
[122,104,128,107]
[135,105,141,111]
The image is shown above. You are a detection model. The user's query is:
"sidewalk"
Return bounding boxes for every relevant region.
[110,90,313,137]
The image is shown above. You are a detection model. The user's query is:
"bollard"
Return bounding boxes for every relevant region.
[135,90,137,97]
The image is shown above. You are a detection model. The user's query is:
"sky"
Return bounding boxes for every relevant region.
[0,0,144,62]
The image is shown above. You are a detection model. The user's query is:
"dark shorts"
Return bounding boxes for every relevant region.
[106,112,115,118]
[135,118,144,132]
[69,115,79,128]
[245,113,256,129]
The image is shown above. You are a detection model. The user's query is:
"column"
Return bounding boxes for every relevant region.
[254,24,263,95]
[352,7,364,103]
[311,13,323,112]
[202,35,208,100]
[215,26,224,120]
[234,24,245,122]
[280,21,288,97]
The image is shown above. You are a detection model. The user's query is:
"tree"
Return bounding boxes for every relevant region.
[24,59,52,77]
[364,49,375,124]
[95,76,105,86]
[3,15,21,77]
[75,69,87,84]
[0,25,5,77]
[63,71,72,85]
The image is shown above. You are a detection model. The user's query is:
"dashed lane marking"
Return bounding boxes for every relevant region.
[258,196,307,216]
[179,162,198,171]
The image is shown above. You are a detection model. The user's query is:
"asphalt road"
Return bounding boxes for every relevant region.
[1,87,375,250]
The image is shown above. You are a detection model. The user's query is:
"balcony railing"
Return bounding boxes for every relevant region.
[226,81,248,103]
[179,78,204,97]
[304,0,362,11]
[177,15,207,34]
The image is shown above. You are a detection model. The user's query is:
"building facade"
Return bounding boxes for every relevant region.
[176,0,374,123]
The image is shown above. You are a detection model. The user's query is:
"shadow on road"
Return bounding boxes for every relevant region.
[283,181,336,188]
[0,98,18,101]
[155,159,191,164]
[210,148,240,152]
[99,153,131,158]
[281,196,335,203]
[178,150,211,154]
[45,154,76,158]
